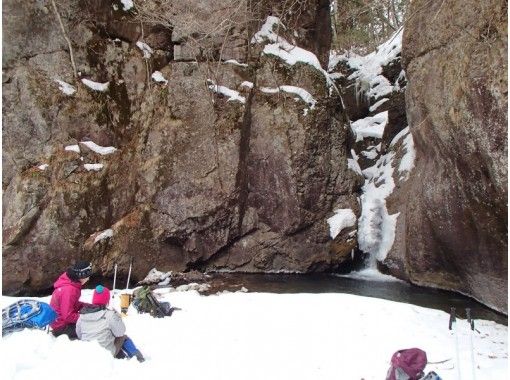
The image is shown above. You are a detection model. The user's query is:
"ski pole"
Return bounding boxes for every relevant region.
[126,259,133,290]
[449,307,461,380]
[466,308,476,380]
[112,263,118,298]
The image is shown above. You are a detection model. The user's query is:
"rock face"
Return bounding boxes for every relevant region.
[386,0,508,313]
[2,0,360,293]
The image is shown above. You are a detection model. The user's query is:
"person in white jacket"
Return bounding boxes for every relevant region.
[76,285,144,362]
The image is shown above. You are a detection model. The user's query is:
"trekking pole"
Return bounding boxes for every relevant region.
[466,308,476,380]
[126,258,133,290]
[112,263,118,298]
[449,307,461,380]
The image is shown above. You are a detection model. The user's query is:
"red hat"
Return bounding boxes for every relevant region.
[92,285,110,305]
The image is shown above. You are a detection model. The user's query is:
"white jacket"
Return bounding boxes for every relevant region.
[76,305,126,355]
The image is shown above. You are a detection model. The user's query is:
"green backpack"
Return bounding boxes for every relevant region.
[132,286,174,318]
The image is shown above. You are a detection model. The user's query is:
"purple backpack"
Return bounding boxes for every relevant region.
[386,348,428,380]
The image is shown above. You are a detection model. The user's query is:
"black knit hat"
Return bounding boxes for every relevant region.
[67,260,92,281]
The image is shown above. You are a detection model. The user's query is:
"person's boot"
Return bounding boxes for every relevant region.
[134,350,145,363]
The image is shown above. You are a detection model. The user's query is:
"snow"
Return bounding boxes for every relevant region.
[37,164,49,171]
[329,29,403,101]
[262,43,323,74]
[151,71,168,85]
[251,16,333,86]
[120,0,134,11]
[65,145,80,153]
[80,141,117,155]
[224,59,248,68]
[93,229,113,244]
[84,164,104,171]
[139,268,172,285]
[350,111,388,142]
[54,79,76,95]
[251,16,283,44]
[336,268,403,283]
[279,86,316,109]
[347,149,363,175]
[259,85,316,114]
[81,78,110,92]
[358,149,399,262]
[327,209,357,239]
[389,127,416,181]
[1,290,507,380]
[240,81,254,89]
[361,144,381,160]
[136,41,153,59]
[207,80,246,104]
[369,97,389,112]
[260,86,280,94]
[398,135,416,180]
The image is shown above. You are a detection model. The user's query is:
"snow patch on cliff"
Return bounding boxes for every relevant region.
[81,78,109,92]
[327,209,357,239]
[54,79,76,95]
[151,71,168,85]
[347,149,363,175]
[120,0,134,11]
[136,41,153,58]
[329,29,403,101]
[84,164,104,172]
[350,111,388,142]
[259,85,316,114]
[391,127,416,181]
[80,141,118,155]
[94,229,113,243]
[252,16,333,86]
[65,145,80,153]
[207,80,246,104]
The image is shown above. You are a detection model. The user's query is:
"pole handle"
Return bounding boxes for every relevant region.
[466,308,475,331]
[449,307,456,330]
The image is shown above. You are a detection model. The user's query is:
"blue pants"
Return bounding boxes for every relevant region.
[121,337,139,357]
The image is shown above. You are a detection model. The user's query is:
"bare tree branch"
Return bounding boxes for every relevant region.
[50,0,78,79]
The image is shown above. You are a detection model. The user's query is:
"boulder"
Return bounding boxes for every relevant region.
[385,0,508,313]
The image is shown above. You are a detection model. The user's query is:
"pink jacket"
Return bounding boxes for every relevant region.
[49,272,86,331]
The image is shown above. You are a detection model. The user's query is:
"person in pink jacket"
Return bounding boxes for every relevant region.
[49,261,92,339]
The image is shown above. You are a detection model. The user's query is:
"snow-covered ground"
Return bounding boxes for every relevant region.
[1,289,507,380]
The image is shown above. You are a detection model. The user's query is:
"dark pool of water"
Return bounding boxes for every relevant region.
[204,273,508,325]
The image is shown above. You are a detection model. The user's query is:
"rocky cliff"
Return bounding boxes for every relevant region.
[2,0,361,293]
[390,0,508,313]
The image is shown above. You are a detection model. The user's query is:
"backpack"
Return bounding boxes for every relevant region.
[386,348,428,380]
[2,299,57,336]
[132,286,175,318]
